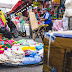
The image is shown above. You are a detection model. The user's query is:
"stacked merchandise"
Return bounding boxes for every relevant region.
[0,44,24,64]
[53,6,59,20]
[52,18,68,31]
[65,0,72,16]
[52,20,64,31]
[58,5,65,19]
[51,5,65,20]
[0,39,44,65]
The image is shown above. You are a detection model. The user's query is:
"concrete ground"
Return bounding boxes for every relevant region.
[0,36,43,72]
[0,64,43,72]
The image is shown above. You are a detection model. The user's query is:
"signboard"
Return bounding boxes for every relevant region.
[51,0,60,4]
[33,1,40,7]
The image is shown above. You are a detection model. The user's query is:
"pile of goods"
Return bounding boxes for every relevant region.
[0,39,44,65]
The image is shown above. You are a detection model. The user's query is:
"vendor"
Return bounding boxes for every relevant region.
[40,8,52,31]
[33,7,39,20]
[0,10,13,39]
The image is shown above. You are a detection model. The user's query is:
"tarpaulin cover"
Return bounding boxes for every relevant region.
[53,33,72,38]
[45,31,72,39]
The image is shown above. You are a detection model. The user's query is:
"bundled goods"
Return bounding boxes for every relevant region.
[20,50,42,65]
[0,39,15,48]
[52,20,64,31]
[21,55,42,65]
[24,50,38,57]
[0,45,8,54]
[0,44,25,64]
[21,46,36,51]
[18,39,44,51]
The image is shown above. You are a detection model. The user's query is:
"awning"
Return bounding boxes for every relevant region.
[9,0,24,14]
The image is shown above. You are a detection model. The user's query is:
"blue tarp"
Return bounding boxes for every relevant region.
[53,33,72,38]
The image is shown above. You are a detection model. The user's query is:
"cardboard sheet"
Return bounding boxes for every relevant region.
[29,12,39,30]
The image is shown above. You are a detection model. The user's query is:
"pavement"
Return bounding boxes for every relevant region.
[0,36,43,72]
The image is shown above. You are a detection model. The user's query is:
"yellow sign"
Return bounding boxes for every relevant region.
[51,0,60,4]
[33,2,40,7]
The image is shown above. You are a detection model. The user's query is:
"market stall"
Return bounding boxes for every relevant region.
[0,39,44,66]
[43,31,72,72]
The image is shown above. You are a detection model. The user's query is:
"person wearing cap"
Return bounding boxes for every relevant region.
[40,8,52,31]
[0,10,13,39]
[33,7,39,20]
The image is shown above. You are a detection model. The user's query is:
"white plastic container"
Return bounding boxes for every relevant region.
[25,24,30,36]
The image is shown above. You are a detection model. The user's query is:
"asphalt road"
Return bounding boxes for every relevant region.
[0,36,43,72]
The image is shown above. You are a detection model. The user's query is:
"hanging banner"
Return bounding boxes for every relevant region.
[33,1,40,7]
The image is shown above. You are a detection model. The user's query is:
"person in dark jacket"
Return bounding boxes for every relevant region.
[0,11,13,39]
[6,14,16,33]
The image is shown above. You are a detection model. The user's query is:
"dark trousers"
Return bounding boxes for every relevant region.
[46,23,53,32]
[0,27,12,39]
[40,23,53,32]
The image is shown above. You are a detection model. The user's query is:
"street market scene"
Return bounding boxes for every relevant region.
[0,0,72,72]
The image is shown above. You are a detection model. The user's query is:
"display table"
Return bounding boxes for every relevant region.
[0,33,2,39]
[43,31,72,72]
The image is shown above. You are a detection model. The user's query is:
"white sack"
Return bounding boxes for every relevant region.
[65,0,72,8]
[65,8,72,16]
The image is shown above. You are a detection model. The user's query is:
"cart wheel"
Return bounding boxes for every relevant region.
[19,31,22,36]
[22,30,26,37]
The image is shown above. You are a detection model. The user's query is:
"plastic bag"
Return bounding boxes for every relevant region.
[35,44,44,51]
[21,55,42,65]
[52,20,64,31]
[24,50,38,57]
